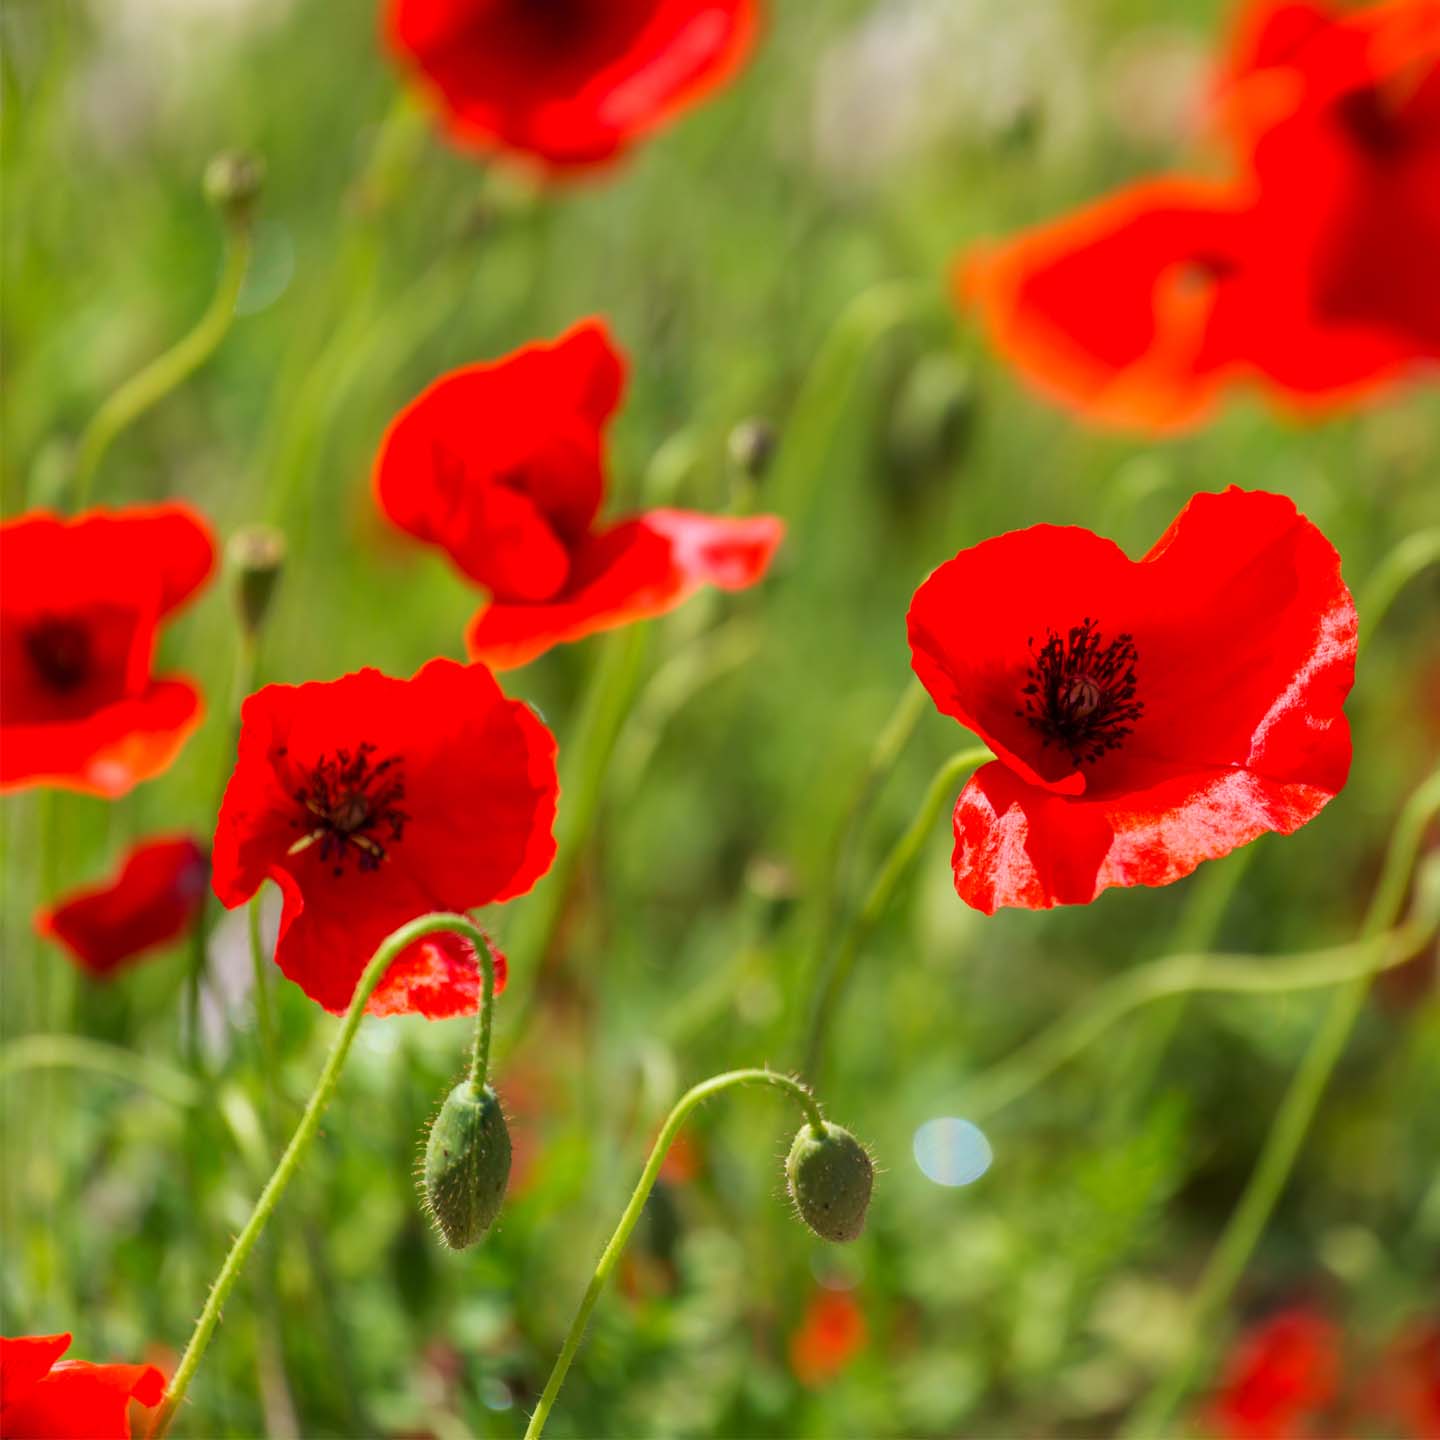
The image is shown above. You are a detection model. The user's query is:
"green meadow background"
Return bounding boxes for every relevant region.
[2,1,1437,1435]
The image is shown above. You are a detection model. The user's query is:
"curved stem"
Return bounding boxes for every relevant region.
[73,227,252,507]
[523,1068,824,1440]
[1122,767,1440,1437]
[0,1034,201,1107]
[469,928,498,1092]
[1358,526,1440,649]
[962,915,1435,1122]
[149,909,495,1438]
[803,744,992,1078]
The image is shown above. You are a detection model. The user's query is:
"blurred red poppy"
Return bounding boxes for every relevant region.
[210,658,554,1017]
[34,836,208,978]
[384,0,759,173]
[0,1332,165,1440]
[1202,1308,1343,1440]
[788,1289,867,1388]
[0,507,215,798]
[960,0,1440,430]
[907,488,1355,912]
[1367,1317,1440,1439]
[374,319,783,668]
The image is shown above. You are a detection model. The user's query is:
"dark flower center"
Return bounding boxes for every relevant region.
[290,743,409,877]
[1019,618,1143,766]
[25,618,93,692]
[1335,87,1407,159]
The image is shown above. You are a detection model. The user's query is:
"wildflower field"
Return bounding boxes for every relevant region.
[2,1,1439,1437]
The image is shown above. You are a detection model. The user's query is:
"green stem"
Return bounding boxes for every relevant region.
[803,744,992,1078]
[0,1034,201,1107]
[1357,526,1440,649]
[496,625,650,1062]
[470,928,498,1091]
[1121,767,1440,1437]
[524,1068,825,1440]
[247,896,277,1076]
[962,915,1435,1122]
[73,227,252,507]
[149,909,495,1438]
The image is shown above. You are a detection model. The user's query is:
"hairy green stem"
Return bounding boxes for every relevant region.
[803,744,992,1078]
[1122,768,1440,1436]
[149,910,495,1438]
[524,1068,825,1439]
[73,227,252,507]
[469,928,498,1091]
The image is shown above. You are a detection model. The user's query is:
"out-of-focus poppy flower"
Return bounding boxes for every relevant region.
[0,507,215,797]
[907,488,1355,913]
[1367,1317,1440,1439]
[374,319,783,669]
[0,1332,165,1440]
[960,0,1440,430]
[788,1289,867,1388]
[384,0,759,174]
[34,836,208,978]
[1201,1308,1343,1439]
[210,658,554,1017]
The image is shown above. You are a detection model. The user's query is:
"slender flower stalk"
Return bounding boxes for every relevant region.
[1122,766,1440,1437]
[72,226,253,508]
[497,624,650,1061]
[524,1068,827,1440]
[149,910,498,1439]
[803,744,992,1078]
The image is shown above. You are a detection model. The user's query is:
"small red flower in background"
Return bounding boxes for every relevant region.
[1202,1308,1343,1440]
[0,507,215,797]
[34,836,208,978]
[211,658,554,1017]
[384,0,759,174]
[0,1332,165,1440]
[907,488,1355,913]
[374,319,783,669]
[1367,1317,1440,1439]
[960,0,1440,431]
[788,1289,867,1388]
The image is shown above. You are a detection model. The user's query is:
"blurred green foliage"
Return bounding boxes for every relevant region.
[2,1,1437,1436]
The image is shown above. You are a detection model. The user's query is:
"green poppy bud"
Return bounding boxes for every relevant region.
[204,150,265,227]
[228,525,285,639]
[786,1121,874,1243]
[421,1081,511,1250]
[727,418,777,482]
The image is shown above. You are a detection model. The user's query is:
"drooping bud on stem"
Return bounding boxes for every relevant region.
[422,1080,512,1250]
[786,1120,874,1243]
[204,149,265,228]
[727,417,777,483]
[228,525,286,640]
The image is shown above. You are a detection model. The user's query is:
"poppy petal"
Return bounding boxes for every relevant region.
[0,1335,165,1440]
[465,509,784,669]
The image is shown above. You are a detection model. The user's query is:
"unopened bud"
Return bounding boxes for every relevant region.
[728,418,777,482]
[889,353,975,481]
[422,1081,511,1250]
[228,525,285,638]
[786,1121,874,1244]
[204,150,265,226]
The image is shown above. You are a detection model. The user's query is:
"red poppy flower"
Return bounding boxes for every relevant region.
[384,0,759,173]
[0,507,215,797]
[788,1290,867,1388]
[34,836,208,978]
[210,658,554,1017]
[1201,1308,1343,1440]
[1367,1318,1440,1439]
[959,0,1440,429]
[1,1333,165,1440]
[374,319,783,669]
[907,488,1355,913]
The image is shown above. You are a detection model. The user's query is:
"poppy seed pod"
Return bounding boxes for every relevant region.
[786,1121,874,1244]
[422,1080,511,1250]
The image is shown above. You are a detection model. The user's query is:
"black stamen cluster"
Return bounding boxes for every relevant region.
[25,618,92,693]
[292,742,409,876]
[1019,617,1143,766]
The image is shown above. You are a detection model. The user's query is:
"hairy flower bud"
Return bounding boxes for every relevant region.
[204,150,265,226]
[786,1121,874,1243]
[228,525,285,639]
[422,1080,511,1250]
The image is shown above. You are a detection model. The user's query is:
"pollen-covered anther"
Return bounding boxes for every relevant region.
[289,742,409,877]
[1018,616,1143,765]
